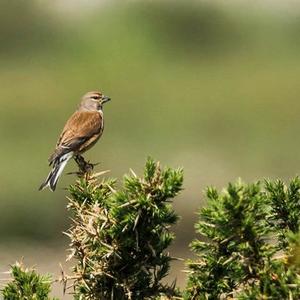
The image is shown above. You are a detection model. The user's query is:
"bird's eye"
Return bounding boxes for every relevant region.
[92,96,99,100]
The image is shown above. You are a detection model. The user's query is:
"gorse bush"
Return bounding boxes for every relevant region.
[185,181,273,299]
[67,158,183,300]
[2,262,58,300]
[185,179,300,300]
[1,159,300,299]
[266,178,300,247]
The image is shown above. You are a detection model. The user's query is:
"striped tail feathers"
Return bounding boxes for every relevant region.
[39,152,73,191]
[48,146,70,166]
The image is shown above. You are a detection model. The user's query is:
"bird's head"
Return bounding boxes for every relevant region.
[80,91,111,111]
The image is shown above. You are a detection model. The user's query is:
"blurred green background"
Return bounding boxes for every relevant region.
[1,0,300,297]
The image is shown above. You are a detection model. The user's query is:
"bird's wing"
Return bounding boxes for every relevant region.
[49,111,102,164]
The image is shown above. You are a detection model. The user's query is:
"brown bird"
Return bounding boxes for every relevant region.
[39,91,111,191]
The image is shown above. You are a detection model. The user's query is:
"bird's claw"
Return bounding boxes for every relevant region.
[73,155,100,176]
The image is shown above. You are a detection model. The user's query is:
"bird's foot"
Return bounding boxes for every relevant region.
[73,155,99,177]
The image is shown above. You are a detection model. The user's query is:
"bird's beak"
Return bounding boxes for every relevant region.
[102,95,111,103]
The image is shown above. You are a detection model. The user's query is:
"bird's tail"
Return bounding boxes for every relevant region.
[39,152,73,191]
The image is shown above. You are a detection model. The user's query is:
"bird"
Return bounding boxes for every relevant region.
[39,91,111,192]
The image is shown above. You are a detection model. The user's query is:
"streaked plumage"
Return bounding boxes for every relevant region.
[39,91,111,191]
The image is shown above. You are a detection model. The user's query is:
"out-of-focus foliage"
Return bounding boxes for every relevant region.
[66,158,183,299]
[186,178,300,299]
[0,1,60,55]
[2,261,58,300]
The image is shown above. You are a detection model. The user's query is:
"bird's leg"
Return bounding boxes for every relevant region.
[74,155,95,175]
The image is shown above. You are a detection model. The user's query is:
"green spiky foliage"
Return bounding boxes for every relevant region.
[185,180,273,299]
[2,262,58,300]
[237,230,300,299]
[185,179,300,300]
[66,158,183,300]
[265,177,300,248]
